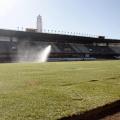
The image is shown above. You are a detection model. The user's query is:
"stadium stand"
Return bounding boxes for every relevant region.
[0,29,120,62]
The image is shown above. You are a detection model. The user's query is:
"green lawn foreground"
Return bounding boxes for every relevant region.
[0,60,120,120]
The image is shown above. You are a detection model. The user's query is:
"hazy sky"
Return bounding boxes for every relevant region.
[0,0,120,39]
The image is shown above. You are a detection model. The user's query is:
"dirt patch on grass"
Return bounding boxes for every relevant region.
[89,79,98,82]
[106,76,120,80]
[59,100,120,120]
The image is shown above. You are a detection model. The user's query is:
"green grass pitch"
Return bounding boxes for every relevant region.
[0,60,120,120]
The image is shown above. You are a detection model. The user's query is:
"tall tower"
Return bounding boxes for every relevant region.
[36,15,42,32]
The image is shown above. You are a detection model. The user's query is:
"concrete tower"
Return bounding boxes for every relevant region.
[37,15,42,32]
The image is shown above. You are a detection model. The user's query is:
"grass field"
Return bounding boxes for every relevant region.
[0,60,120,120]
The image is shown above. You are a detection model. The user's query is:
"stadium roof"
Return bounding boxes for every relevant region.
[0,29,120,44]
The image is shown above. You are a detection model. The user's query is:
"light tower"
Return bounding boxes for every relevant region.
[36,15,42,32]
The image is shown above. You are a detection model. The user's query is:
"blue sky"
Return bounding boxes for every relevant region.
[0,0,120,39]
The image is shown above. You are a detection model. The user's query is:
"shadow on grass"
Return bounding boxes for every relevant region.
[59,100,120,120]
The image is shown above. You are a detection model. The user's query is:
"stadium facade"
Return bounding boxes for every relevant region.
[0,28,120,62]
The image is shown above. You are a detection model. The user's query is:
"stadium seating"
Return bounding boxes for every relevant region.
[50,43,61,53]
[0,41,11,53]
[109,46,120,54]
[72,44,89,53]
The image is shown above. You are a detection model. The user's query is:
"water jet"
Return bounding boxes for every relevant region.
[37,45,51,62]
